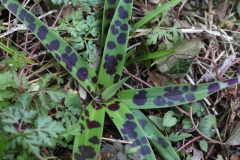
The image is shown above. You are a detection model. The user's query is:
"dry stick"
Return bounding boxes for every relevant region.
[177,136,201,152]
[101,137,132,144]
[189,103,225,145]
[123,69,153,88]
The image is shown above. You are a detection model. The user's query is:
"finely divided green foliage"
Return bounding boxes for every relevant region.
[3,0,240,159]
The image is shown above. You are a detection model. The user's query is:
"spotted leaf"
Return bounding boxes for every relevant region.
[117,76,240,109]
[73,101,105,160]
[101,99,156,159]
[97,0,133,93]
[131,110,180,160]
[1,0,97,94]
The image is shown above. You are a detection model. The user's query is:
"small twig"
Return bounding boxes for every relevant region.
[177,136,201,151]
[123,69,153,88]
[102,137,132,144]
[189,103,225,145]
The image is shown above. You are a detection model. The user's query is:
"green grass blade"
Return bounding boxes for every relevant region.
[101,76,130,101]
[0,42,35,65]
[131,110,180,160]
[73,101,105,160]
[1,0,97,94]
[133,0,181,31]
[96,0,133,93]
[125,49,175,66]
[101,99,156,159]
[117,76,240,109]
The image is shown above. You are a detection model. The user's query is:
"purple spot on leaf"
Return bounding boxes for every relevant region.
[115,20,121,26]
[185,93,195,101]
[116,54,123,61]
[114,74,120,84]
[98,84,104,89]
[156,138,169,148]
[208,83,220,94]
[118,6,128,19]
[124,0,132,3]
[76,67,88,82]
[107,41,116,50]
[153,96,166,106]
[140,146,151,155]
[92,76,97,83]
[191,86,197,92]
[28,24,36,32]
[224,77,238,85]
[126,113,134,120]
[87,85,91,91]
[121,121,137,139]
[120,24,128,31]
[108,101,120,111]
[65,46,72,54]
[62,53,78,71]
[140,136,148,144]
[167,101,174,106]
[131,139,141,147]
[8,3,18,14]
[74,145,96,159]
[108,0,116,4]
[111,25,119,35]
[105,8,115,19]
[164,86,185,102]
[117,33,127,44]
[84,110,89,117]
[103,54,118,75]
[86,119,101,129]
[183,86,189,92]
[81,116,84,120]
[132,90,147,106]
[89,136,100,144]
[138,119,147,130]
[56,54,61,61]
[38,26,48,40]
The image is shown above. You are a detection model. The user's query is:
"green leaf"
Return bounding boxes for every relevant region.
[101,100,156,159]
[17,93,32,109]
[163,111,177,127]
[0,72,16,90]
[156,38,201,78]
[101,76,130,101]
[117,76,240,109]
[169,132,192,142]
[198,114,216,138]
[225,121,240,145]
[199,139,208,152]
[97,0,133,93]
[64,89,81,108]
[125,50,175,66]
[133,0,181,31]
[148,115,165,130]
[182,118,192,129]
[35,116,65,147]
[73,102,105,160]
[131,110,180,160]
